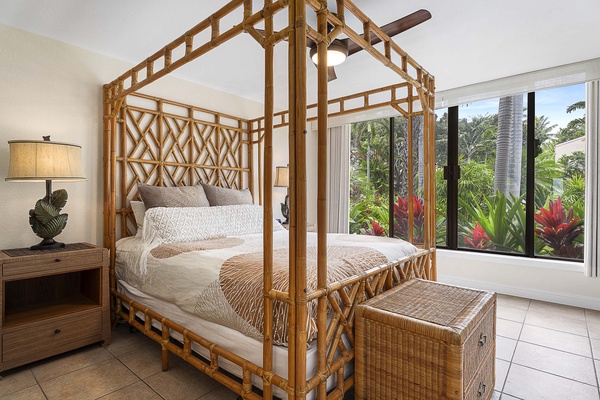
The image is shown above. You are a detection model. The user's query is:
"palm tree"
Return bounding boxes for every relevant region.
[495,95,524,197]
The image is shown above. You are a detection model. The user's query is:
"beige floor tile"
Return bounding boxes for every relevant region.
[490,391,501,400]
[591,338,600,360]
[106,325,156,357]
[586,309,600,324]
[497,294,530,310]
[587,321,600,340]
[31,344,114,382]
[596,360,600,387]
[504,364,599,400]
[197,385,239,400]
[98,381,162,400]
[497,305,527,323]
[0,384,46,400]
[512,342,596,386]
[0,369,37,397]
[519,324,592,357]
[497,318,523,340]
[496,336,518,361]
[40,358,138,400]
[144,362,221,400]
[500,395,520,400]
[525,310,589,336]
[495,358,510,391]
[528,300,586,321]
[117,343,164,380]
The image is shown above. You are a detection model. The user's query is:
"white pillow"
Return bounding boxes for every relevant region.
[130,201,146,236]
[142,204,283,245]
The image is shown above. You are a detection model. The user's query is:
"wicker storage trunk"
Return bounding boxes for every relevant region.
[355,279,496,400]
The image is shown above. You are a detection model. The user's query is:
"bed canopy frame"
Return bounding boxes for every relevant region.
[103,1,436,399]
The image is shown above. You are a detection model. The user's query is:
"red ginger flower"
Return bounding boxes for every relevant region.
[464,222,493,249]
[534,197,583,258]
[365,220,386,236]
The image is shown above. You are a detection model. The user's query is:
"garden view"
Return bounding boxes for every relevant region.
[349,84,586,261]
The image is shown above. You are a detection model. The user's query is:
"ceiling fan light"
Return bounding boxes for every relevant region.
[309,39,348,67]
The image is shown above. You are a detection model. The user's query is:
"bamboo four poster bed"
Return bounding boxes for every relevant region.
[103,1,436,399]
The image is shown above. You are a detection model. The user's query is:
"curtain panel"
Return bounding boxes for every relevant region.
[327,125,350,233]
[584,80,600,277]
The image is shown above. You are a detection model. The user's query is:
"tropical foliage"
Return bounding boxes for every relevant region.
[534,197,584,258]
[351,86,586,261]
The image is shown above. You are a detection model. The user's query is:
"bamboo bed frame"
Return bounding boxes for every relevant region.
[103,1,436,399]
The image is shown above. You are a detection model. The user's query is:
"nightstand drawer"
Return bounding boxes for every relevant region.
[2,249,104,277]
[2,309,102,364]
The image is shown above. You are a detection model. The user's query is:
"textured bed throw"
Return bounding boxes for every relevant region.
[116,207,418,346]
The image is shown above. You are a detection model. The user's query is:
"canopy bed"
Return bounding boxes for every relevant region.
[103,1,436,399]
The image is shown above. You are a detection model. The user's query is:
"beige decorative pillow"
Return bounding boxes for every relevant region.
[137,182,210,209]
[200,183,253,206]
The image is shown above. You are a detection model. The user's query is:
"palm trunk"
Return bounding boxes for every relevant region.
[495,95,523,197]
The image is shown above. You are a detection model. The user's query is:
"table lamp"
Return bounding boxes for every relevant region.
[273,165,289,224]
[5,136,86,250]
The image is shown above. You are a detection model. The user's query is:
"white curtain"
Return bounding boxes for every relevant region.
[584,80,600,277]
[327,125,350,233]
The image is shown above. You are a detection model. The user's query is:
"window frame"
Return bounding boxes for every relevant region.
[438,90,584,263]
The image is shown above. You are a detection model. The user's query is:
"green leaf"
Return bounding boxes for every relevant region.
[50,189,68,210]
[37,214,68,239]
[34,199,59,224]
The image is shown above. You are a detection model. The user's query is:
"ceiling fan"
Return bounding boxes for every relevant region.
[252,9,431,81]
[317,9,432,81]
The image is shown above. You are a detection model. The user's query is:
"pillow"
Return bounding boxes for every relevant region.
[137,182,210,209]
[142,205,283,246]
[200,183,253,206]
[130,201,146,236]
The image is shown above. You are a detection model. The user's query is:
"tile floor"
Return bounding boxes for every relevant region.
[0,294,599,399]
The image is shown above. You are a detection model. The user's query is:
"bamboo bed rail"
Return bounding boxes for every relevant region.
[104,1,436,398]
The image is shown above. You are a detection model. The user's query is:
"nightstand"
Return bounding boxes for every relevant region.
[0,243,109,372]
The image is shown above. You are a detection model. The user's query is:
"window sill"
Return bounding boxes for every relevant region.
[436,248,584,273]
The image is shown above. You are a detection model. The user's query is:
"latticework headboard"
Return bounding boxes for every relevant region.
[112,93,256,239]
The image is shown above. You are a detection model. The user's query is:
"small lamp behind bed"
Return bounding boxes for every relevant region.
[5,136,86,250]
[274,165,289,224]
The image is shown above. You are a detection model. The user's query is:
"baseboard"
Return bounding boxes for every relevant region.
[437,274,600,311]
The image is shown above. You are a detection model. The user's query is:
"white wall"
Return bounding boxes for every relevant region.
[0,24,264,250]
[437,250,600,310]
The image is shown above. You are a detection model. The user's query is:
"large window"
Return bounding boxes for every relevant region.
[349,116,425,243]
[436,84,586,261]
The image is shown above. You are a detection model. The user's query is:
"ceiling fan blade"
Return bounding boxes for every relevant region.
[347,9,431,56]
[328,66,337,81]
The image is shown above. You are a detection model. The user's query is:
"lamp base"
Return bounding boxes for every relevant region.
[30,238,65,251]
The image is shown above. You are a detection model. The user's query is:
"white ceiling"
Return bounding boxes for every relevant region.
[1,0,599,108]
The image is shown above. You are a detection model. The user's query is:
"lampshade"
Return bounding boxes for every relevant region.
[273,166,289,188]
[6,140,86,182]
[309,39,348,67]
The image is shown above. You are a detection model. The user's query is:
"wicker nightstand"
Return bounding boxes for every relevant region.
[0,243,110,372]
[355,279,496,400]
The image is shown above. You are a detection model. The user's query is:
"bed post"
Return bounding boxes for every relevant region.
[315,1,328,399]
[289,0,309,398]
[287,0,297,395]
[262,0,275,398]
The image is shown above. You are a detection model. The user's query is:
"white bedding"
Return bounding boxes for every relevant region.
[116,229,418,346]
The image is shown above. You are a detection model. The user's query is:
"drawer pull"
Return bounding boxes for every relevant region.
[477,382,486,397]
[478,333,487,347]
[54,329,61,334]
[55,258,62,262]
